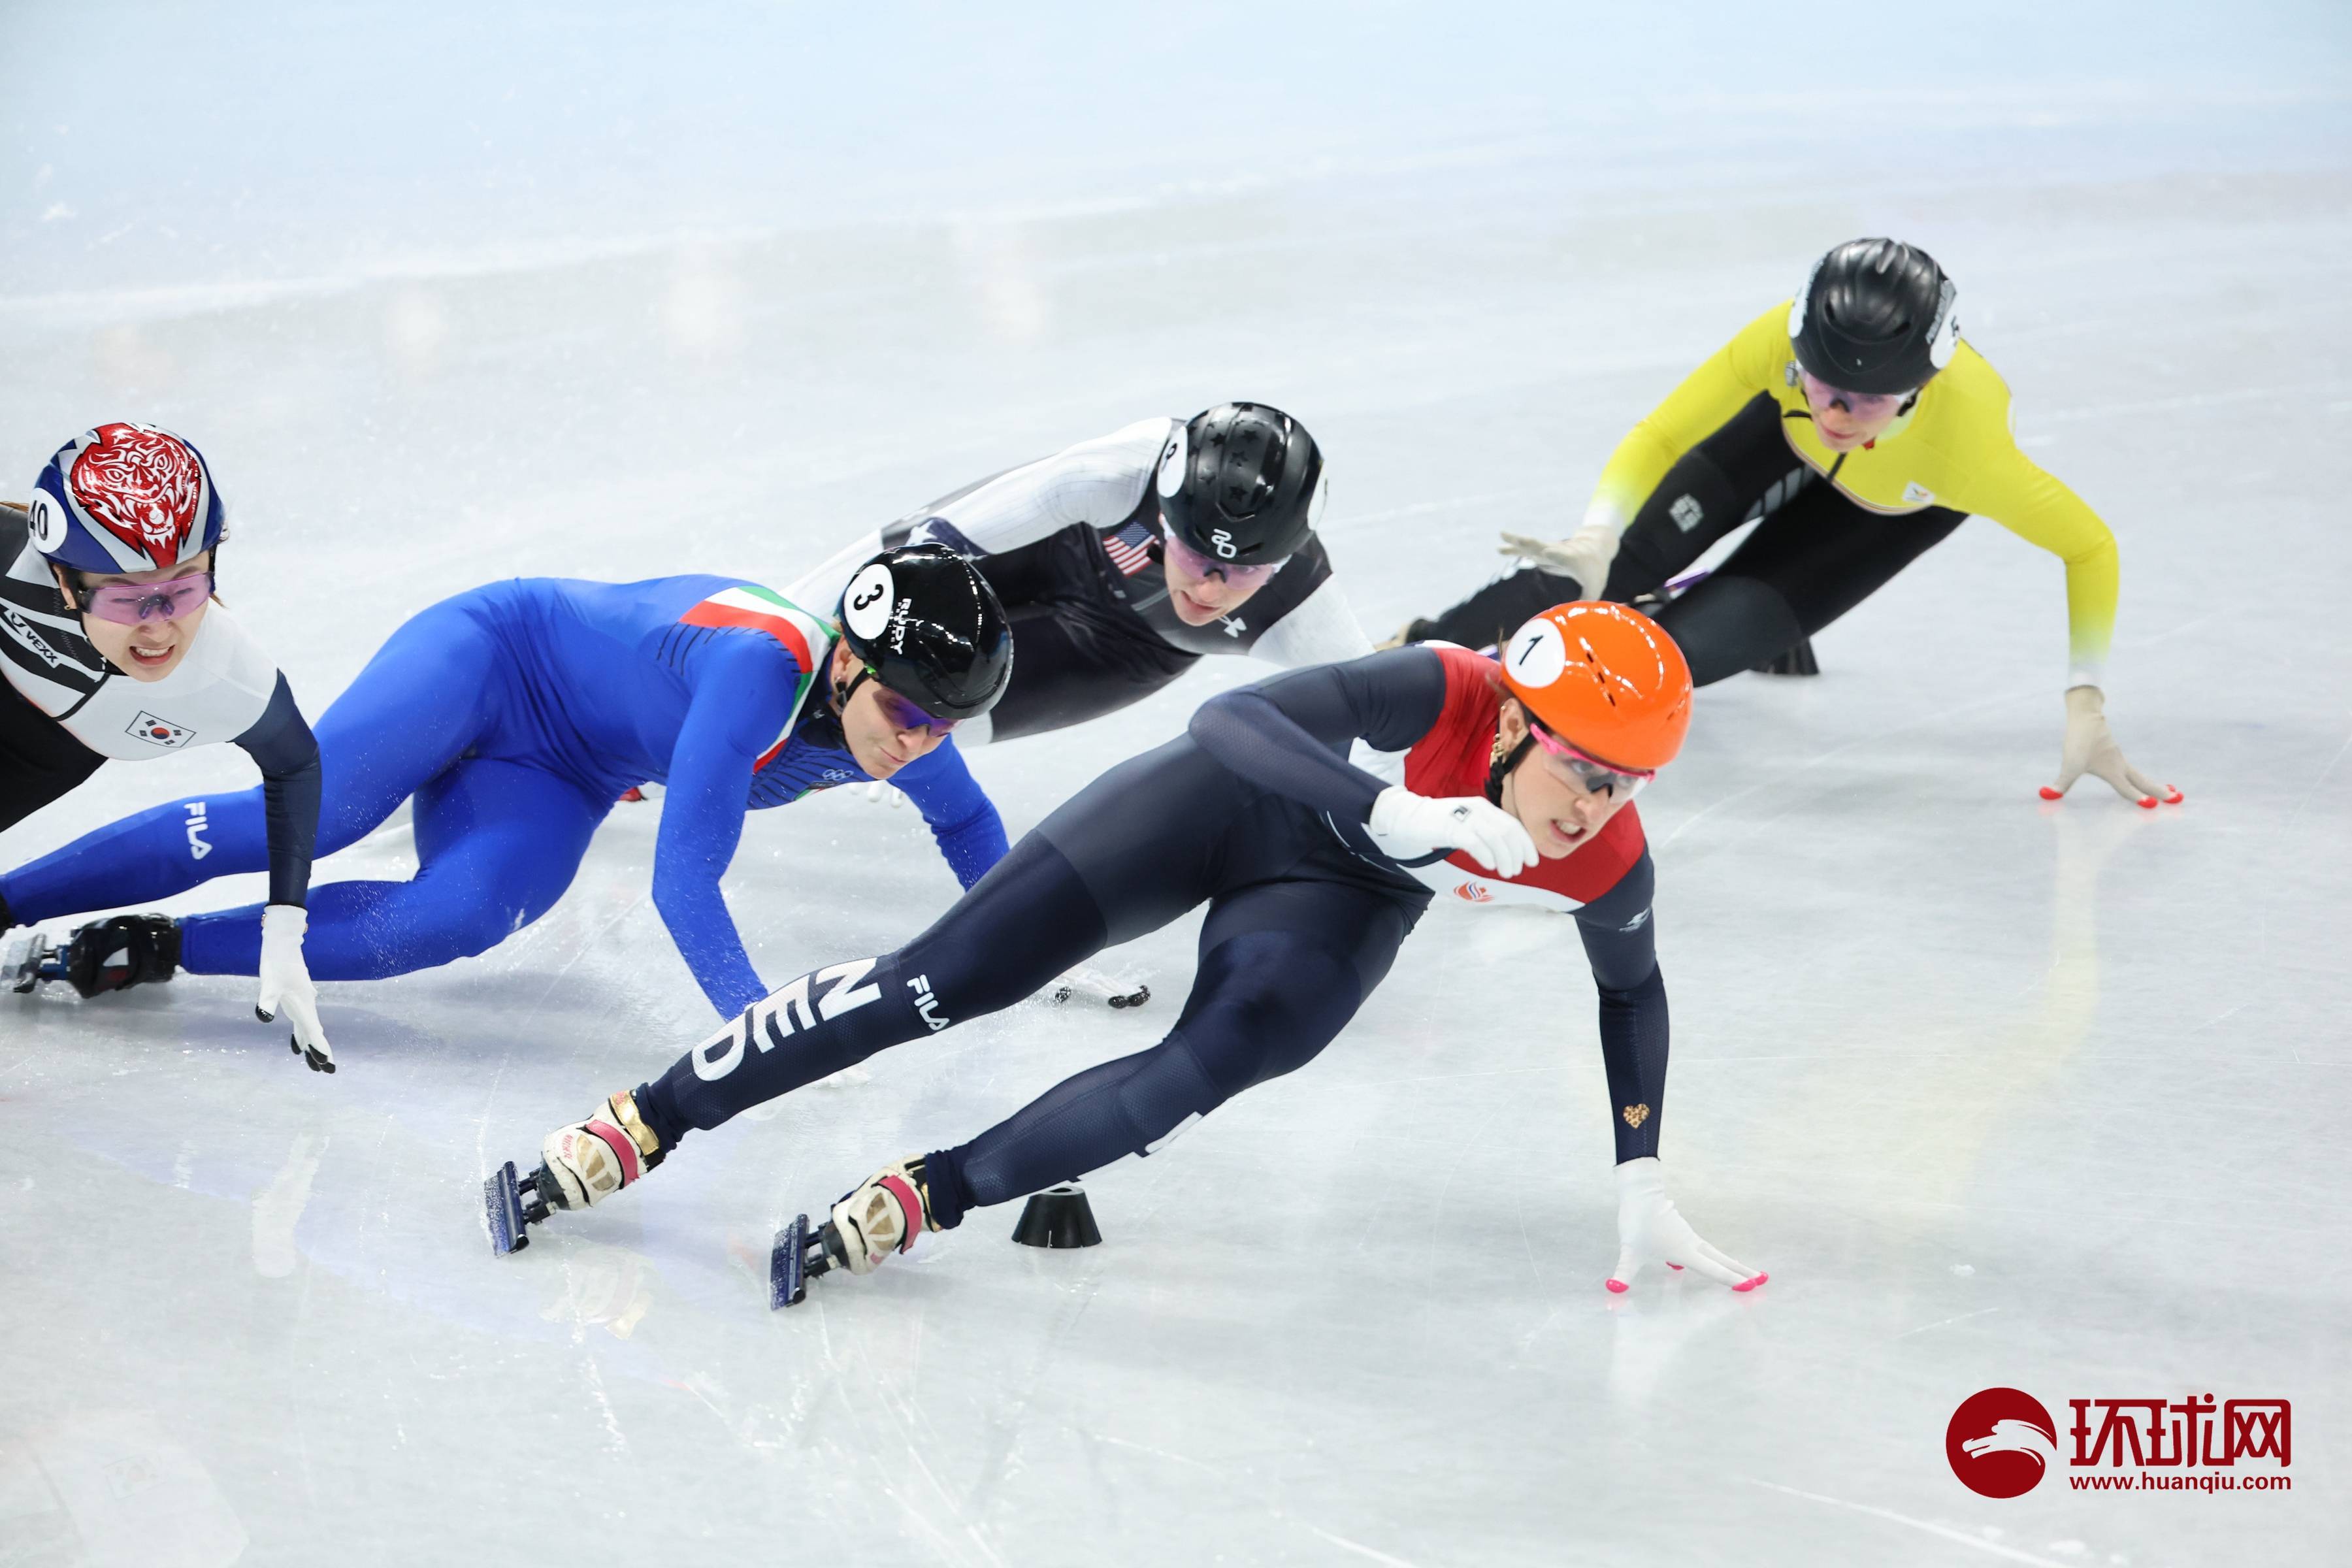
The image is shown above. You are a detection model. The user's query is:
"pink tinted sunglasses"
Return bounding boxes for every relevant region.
[1798,369,1910,419]
[81,570,215,627]
[1527,721,1654,800]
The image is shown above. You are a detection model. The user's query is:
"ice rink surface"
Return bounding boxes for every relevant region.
[3,4,2348,1563]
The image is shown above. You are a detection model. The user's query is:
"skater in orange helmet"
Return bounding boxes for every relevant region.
[492,602,1765,1308]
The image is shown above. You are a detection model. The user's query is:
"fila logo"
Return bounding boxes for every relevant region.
[692,958,883,1081]
[907,973,951,1032]
[184,800,212,860]
[1902,481,1936,506]
[1669,494,1705,532]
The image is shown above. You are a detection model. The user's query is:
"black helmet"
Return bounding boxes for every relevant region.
[1788,238,1959,396]
[1154,402,1326,566]
[836,544,1013,721]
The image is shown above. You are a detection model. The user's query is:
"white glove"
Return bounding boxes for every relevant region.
[1050,962,1151,1009]
[257,904,335,1073]
[862,781,908,808]
[2042,685,2178,808]
[1498,523,1620,602]
[1607,1157,1763,1294]
[1365,786,1536,877]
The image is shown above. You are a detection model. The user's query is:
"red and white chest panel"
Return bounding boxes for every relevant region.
[1401,644,1646,915]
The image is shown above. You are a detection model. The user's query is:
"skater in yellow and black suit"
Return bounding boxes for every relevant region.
[1397,238,2177,808]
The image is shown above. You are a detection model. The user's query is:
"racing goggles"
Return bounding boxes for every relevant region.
[80,570,215,626]
[1798,369,1910,419]
[834,663,962,736]
[1161,527,1288,587]
[1527,721,1654,801]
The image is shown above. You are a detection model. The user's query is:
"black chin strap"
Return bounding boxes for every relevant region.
[1484,731,1533,806]
[832,664,874,713]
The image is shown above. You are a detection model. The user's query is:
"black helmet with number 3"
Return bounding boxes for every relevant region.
[1154,402,1326,567]
[835,544,1013,721]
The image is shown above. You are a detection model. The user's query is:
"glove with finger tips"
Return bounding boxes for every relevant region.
[257,904,336,1074]
[1365,787,1537,878]
[1497,524,1620,603]
[2040,685,2181,808]
[1607,1156,1765,1295]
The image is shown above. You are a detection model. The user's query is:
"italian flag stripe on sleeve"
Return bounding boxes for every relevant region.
[681,585,831,675]
[681,585,834,770]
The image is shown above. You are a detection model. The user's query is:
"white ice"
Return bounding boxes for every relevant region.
[2,4,2348,1564]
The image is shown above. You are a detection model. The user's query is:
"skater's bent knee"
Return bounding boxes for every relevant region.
[1656,576,1805,686]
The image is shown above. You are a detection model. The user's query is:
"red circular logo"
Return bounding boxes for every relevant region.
[1946,1388,2058,1497]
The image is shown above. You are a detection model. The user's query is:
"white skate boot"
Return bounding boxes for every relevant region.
[485,1090,668,1255]
[828,1156,939,1275]
[540,1090,666,1210]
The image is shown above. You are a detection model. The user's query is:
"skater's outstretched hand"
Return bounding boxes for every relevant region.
[1367,787,1537,878]
[1498,525,1618,603]
[257,904,335,1073]
[1607,1157,1763,1294]
[2041,685,2181,809]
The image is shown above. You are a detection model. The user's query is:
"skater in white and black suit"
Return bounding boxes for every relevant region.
[789,402,1374,745]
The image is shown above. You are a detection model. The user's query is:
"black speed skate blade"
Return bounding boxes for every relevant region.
[769,1213,844,1309]
[2,932,59,995]
[484,1160,555,1256]
[1752,637,1820,677]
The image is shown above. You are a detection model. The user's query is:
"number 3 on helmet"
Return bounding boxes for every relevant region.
[1501,603,1693,772]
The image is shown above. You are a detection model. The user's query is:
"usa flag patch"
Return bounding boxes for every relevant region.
[1102,520,1157,577]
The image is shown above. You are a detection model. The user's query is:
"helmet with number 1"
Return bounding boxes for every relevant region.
[27,423,227,574]
[1154,402,1326,566]
[836,544,1013,721]
[1500,603,1693,772]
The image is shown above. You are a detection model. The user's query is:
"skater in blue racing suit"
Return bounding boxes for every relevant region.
[0,548,1011,1025]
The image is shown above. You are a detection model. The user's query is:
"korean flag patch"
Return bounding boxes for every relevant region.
[127,711,194,749]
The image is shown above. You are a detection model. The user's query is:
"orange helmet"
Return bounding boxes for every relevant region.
[1499,602,1693,771]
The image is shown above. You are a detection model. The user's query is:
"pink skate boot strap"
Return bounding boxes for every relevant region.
[877,1173,924,1252]
[584,1117,643,1185]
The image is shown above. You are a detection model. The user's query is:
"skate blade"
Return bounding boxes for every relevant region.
[484,1160,531,1255]
[770,1214,809,1309]
[2,932,54,995]
[767,1214,845,1309]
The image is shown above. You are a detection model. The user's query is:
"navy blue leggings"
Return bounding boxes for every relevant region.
[0,599,609,978]
[638,765,1418,1224]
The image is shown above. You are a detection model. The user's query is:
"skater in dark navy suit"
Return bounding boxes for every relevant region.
[504,602,1766,1299]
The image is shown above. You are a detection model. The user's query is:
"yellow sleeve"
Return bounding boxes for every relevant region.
[1587,303,1789,531]
[1950,400,2119,689]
